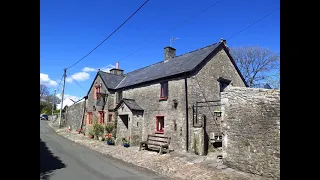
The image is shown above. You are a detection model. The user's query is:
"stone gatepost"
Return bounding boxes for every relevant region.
[192,127,205,156]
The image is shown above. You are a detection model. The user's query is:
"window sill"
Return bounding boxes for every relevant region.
[155,131,164,134]
[159,97,168,101]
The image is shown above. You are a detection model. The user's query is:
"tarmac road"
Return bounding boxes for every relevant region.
[40,120,167,180]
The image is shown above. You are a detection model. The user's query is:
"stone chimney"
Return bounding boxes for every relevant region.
[109,62,124,75]
[164,46,176,61]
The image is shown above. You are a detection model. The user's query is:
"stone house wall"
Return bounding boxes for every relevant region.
[121,78,186,151]
[187,49,246,151]
[85,75,116,134]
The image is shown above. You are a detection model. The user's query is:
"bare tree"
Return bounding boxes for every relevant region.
[40,84,49,101]
[230,46,280,88]
[265,67,280,89]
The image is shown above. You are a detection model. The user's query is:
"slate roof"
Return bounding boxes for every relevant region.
[116,42,221,89]
[94,41,247,91]
[98,71,125,90]
[115,98,144,111]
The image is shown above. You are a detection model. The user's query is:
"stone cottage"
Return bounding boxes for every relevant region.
[83,38,247,152]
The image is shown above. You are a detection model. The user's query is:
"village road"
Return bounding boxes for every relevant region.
[40,120,167,180]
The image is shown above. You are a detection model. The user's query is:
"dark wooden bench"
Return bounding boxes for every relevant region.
[139,134,171,154]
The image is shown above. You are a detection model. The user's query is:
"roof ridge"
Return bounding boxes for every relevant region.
[123,42,220,76]
[99,71,125,76]
[115,75,127,89]
[175,42,220,58]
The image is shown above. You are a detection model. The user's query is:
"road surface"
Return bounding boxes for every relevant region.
[40,120,167,180]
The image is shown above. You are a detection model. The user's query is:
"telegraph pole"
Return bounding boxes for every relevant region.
[52,89,57,116]
[59,68,67,128]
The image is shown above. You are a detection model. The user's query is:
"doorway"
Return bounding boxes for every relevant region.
[119,115,129,129]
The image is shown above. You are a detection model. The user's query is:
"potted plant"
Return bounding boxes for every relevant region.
[105,123,114,134]
[105,134,115,145]
[93,123,104,140]
[122,137,130,147]
[88,131,94,139]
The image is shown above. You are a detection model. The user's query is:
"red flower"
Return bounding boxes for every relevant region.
[122,137,126,140]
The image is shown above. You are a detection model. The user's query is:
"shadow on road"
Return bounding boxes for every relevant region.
[40,138,66,180]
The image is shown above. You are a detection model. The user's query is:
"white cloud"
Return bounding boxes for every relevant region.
[82,67,96,72]
[66,72,90,83]
[56,94,84,109]
[40,73,58,87]
[65,64,116,84]
[100,64,115,72]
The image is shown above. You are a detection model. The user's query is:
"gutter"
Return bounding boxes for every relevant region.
[80,96,88,130]
[184,73,189,152]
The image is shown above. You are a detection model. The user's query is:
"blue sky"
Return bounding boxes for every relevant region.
[40,0,280,107]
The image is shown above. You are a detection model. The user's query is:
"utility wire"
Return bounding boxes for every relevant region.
[56,74,64,92]
[226,7,280,40]
[119,0,222,61]
[67,73,87,92]
[66,0,150,70]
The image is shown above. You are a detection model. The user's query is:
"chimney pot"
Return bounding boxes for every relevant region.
[164,46,176,61]
[110,62,124,75]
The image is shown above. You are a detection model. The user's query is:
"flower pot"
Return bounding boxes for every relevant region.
[107,141,114,145]
[123,143,130,148]
[89,135,94,139]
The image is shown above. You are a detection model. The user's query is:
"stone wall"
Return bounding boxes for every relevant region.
[49,114,59,122]
[65,101,86,131]
[192,127,205,155]
[221,87,280,179]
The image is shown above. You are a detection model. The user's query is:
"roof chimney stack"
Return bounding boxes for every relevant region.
[164,46,176,61]
[110,62,124,75]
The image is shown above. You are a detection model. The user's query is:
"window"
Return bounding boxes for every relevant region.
[218,77,231,95]
[108,114,112,122]
[98,111,105,124]
[219,81,229,92]
[155,116,164,134]
[87,112,93,125]
[120,115,129,129]
[94,85,101,100]
[160,82,168,99]
[116,91,122,104]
